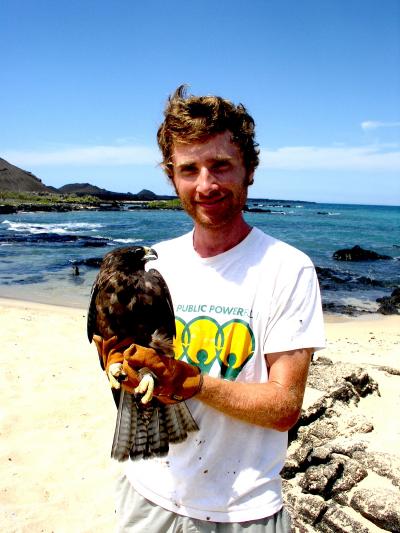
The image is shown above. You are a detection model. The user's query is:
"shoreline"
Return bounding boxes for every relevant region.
[0,291,396,321]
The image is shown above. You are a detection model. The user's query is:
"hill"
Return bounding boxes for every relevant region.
[0,158,53,193]
[58,183,155,201]
[0,158,175,201]
[58,183,174,201]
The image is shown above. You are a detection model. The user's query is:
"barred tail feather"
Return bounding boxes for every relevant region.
[130,409,150,460]
[163,402,199,443]
[147,407,169,457]
[111,389,136,462]
[112,396,199,461]
[174,402,199,434]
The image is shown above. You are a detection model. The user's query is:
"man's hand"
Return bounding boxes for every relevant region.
[123,344,203,403]
[92,335,139,390]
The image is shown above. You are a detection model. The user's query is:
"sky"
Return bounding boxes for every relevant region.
[1,0,399,206]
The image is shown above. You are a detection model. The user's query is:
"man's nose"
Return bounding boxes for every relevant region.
[196,167,219,194]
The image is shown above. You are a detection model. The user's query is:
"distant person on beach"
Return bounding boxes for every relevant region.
[96,85,325,532]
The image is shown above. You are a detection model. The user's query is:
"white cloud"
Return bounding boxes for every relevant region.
[361,120,400,131]
[259,144,400,172]
[3,144,159,167]
[3,142,400,174]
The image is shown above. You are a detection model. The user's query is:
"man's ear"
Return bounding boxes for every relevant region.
[247,171,255,186]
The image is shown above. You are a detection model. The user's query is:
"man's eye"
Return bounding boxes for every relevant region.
[212,161,230,171]
[180,165,197,174]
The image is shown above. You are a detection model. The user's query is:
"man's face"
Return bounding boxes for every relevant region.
[170,131,253,230]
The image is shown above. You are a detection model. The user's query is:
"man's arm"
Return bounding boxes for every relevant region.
[196,348,313,432]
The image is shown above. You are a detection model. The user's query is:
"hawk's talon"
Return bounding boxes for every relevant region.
[134,373,155,404]
[107,362,126,390]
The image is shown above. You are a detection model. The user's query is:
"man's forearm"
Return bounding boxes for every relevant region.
[195,348,313,431]
[196,375,304,431]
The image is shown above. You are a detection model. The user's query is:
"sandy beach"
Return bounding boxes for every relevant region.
[1,297,399,532]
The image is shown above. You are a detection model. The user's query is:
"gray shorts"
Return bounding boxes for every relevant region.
[115,475,292,533]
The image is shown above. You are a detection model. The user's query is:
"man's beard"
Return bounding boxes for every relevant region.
[177,186,249,230]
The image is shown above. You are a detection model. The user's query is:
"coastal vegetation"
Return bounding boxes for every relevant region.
[145,198,182,210]
[0,191,183,213]
[0,191,102,212]
[0,191,99,205]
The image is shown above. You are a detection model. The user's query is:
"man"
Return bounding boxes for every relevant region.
[96,85,325,532]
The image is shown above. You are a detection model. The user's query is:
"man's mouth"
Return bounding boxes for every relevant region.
[196,195,226,207]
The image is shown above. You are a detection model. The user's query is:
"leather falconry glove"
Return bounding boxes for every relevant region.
[92,335,140,390]
[123,344,203,403]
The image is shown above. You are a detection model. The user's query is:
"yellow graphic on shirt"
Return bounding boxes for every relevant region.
[174,316,255,380]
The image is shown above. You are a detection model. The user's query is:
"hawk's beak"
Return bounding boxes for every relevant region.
[144,247,158,262]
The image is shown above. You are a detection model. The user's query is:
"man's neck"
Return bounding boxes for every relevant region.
[193,216,252,258]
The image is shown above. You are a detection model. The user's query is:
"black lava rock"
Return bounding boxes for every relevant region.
[333,245,392,261]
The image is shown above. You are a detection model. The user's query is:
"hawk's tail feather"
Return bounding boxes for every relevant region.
[147,407,169,457]
[130,404,153,460]
[174,402,199,434]
[111,389,137,462]
[163,402,199,444]
[111,394,199,462]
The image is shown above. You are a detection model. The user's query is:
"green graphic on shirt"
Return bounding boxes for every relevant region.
[174,316,255,380]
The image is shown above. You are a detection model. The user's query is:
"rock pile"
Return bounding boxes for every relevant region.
[283,358,400,532]
[376,288,400,316]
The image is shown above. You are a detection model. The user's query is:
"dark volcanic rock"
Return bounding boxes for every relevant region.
[319,502,371,533]
[0,204,17,214]
[322,302,372,316]
[316,266,386,289]
[333,245,392,261]
[316,267,352,289]
[0,233,110,247]
[352,451,400,487]
[306,359,380,398]
[376,287,400,315]
[282,359,400,532]
[284,491,327,526]
[350,488,400,531]
[377,302,399,315]
[299,461,343,497]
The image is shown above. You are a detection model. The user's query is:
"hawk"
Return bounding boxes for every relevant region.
[87,246,198,461]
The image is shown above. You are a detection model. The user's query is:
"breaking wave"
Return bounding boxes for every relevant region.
[1,220,103,235]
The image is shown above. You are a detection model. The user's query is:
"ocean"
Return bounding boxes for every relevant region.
[0,201,399,313]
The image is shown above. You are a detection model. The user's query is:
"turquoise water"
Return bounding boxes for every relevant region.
[0,201,399,311]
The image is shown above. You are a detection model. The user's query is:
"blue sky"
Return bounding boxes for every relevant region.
[1,0,399,205]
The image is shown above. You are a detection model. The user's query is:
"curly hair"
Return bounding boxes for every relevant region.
[157,85,260,179]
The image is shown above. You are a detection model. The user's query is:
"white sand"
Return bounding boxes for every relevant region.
[0,298,122,532]
[0,298,399,532]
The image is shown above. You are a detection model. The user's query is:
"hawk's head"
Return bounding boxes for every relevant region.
[103,246,158,272]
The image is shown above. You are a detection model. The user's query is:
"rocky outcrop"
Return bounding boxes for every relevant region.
[376,288,400,315]
[0,204,17,214]
[0,233,110,247]
[283,358,400,532]
[322,302,372,316]
[333,245,392,261]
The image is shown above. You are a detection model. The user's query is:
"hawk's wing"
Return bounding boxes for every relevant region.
[87,275,99,342]
[148,267,176,340]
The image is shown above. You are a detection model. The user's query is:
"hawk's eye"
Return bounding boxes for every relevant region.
[132,248,146,260]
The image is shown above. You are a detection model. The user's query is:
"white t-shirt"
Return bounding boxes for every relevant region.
[125,227,325,522]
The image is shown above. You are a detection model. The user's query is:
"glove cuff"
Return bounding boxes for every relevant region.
[157,372,203,402]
